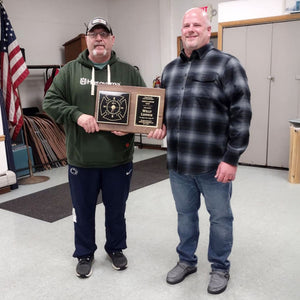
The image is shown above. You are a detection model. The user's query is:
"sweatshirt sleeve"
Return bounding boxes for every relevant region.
[43,66,82,124]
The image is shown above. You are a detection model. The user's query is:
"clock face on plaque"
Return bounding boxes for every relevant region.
[98,92,130,124]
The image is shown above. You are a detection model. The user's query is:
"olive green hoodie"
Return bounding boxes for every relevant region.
[43,50,146,168]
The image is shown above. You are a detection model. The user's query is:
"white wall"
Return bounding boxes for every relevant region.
[5,0,109,64]
[218,0,286,22]
[107,0,162,88]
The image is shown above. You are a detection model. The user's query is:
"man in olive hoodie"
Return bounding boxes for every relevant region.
[43,17,146,278]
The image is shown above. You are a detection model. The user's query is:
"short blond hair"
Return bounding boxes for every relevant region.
[183,7,211,28]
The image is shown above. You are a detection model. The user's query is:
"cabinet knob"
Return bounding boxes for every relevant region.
[267,76,274,81]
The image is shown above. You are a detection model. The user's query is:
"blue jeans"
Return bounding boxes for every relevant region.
[169,169,233,271]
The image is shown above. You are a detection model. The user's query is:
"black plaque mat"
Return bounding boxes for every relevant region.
[0,154,168,223]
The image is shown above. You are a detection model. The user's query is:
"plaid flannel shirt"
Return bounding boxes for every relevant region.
[161,43,252,175]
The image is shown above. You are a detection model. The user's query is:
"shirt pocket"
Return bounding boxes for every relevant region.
[190,73,225,111]
[192,72,220,97]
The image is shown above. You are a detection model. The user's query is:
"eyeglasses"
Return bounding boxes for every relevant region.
[86,31,110,39]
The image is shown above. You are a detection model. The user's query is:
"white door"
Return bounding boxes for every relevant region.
[268,20,300,168]
[223,24,272,166]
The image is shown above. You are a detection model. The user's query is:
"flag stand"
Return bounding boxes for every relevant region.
[18,97,49,185]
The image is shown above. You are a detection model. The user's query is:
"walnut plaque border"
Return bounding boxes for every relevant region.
[95,84,165,134]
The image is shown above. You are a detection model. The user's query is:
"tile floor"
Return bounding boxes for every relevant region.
[0,148,300,300]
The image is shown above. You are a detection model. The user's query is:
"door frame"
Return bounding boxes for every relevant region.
[218,14,300,50]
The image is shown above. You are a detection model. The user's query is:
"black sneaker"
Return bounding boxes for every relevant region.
[76,255,94,278]
[107,251,128,270]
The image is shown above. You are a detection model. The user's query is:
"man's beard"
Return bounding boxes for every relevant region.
[92,48,107,57]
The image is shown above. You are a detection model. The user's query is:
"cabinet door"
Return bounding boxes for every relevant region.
[268,20,300,168]
[223,26,247,66]
[223,24,272,166]
[242,24,273,165]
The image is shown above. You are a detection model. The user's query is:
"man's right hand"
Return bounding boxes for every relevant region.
[147,124,167,140]
[77,114,100,133]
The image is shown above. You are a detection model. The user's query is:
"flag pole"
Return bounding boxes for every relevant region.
[17,89,49,185]
[1,1,47,184]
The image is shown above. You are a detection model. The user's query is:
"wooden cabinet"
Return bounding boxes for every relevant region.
[289,125,300,183]
[220,15,300,168]
[63,34,87,63]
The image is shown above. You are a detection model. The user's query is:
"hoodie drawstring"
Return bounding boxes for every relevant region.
[90,64,111,96]
[107,64,111,84]
[91,67,95,96]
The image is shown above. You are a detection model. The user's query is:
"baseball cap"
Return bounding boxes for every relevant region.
[86,17,113,35]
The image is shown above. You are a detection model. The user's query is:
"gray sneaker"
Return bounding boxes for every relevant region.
[207,270,230,294]
[166,262,197,284]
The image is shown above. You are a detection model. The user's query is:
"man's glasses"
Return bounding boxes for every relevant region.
[86,32,110,39]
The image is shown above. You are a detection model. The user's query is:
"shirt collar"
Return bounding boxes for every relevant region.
[180,43,213,62]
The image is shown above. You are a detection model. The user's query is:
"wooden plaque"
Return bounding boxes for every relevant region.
[95,84,165,134]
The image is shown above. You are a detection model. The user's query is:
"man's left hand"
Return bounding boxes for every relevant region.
[215,162,237,183]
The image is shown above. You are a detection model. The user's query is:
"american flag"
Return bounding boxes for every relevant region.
[0,4,29,140]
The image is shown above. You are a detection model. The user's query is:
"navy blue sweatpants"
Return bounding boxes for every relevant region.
[68,162,133,258]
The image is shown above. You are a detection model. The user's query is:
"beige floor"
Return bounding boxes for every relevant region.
[0,148,300,300]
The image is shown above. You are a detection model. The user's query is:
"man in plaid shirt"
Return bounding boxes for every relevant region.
[150,7,251,295]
